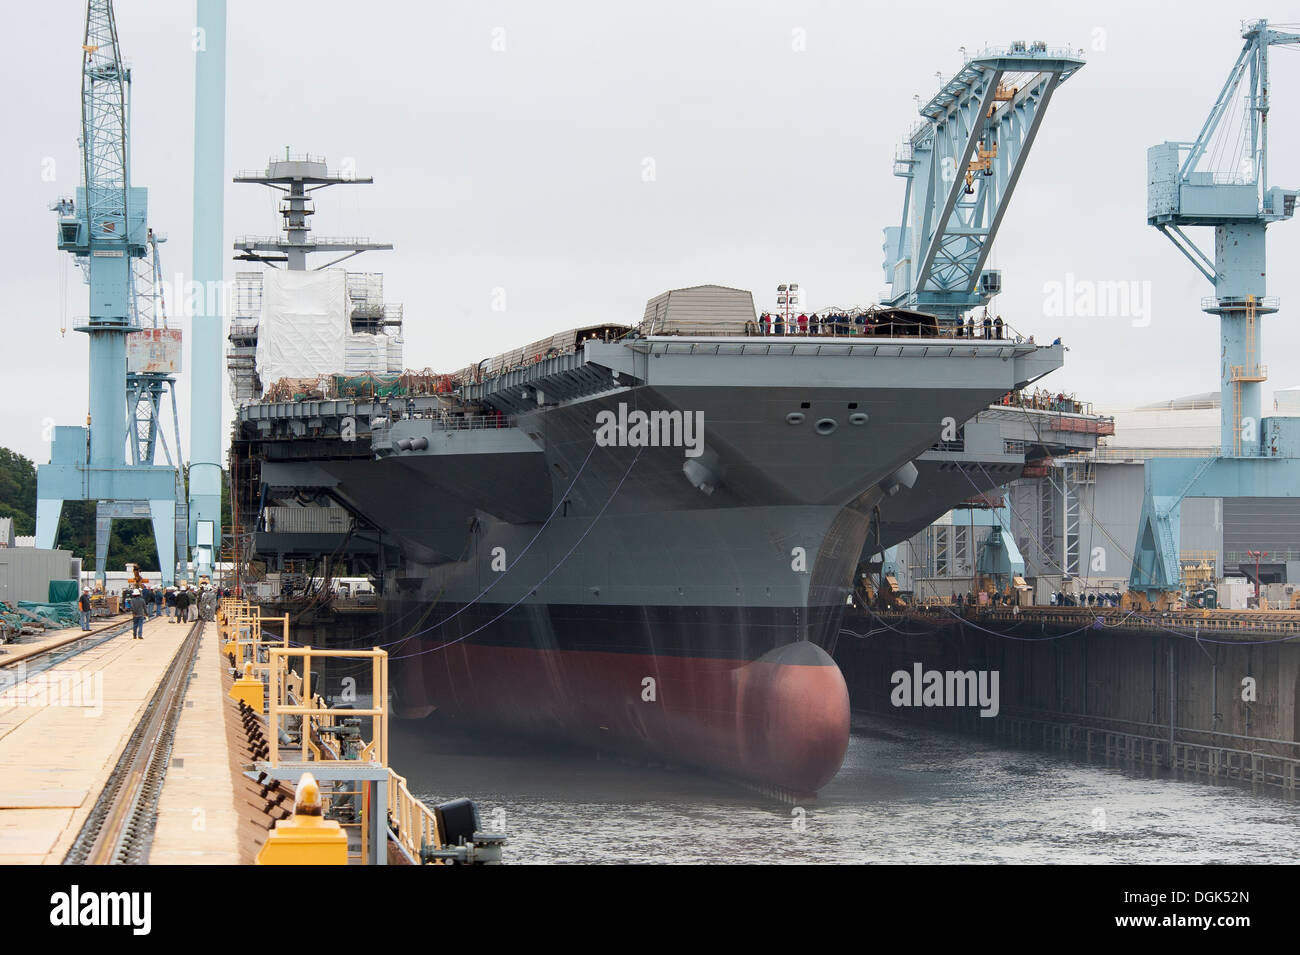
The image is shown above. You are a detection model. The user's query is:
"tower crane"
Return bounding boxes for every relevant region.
[36,0,185,587]
[1131,19,1300,598]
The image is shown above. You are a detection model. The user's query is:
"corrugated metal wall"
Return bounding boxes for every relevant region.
[1073,463,1143,579]
[0,548,78,604]
[1224,498,1300,563]
[1003,461,1225,584]
[640,285,756,334]
[1065,463,1221,582]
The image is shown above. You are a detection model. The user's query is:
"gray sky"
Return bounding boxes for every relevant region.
[5,0,1300,465]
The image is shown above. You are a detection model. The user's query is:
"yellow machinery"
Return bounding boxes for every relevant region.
[1123,589,1179,613]
[124,562,146,591]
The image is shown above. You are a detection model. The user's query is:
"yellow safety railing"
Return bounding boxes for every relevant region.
[267,647,388,766]
[266,647,388,865]
[220,602,289,689]
[217,598,252,636]
[387,770,444,864]
[220,597,447,864]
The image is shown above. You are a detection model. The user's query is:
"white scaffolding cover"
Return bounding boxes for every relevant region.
[255,269,347,382]
[344,331,390,374]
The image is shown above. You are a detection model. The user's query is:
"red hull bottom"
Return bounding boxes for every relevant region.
[394,640,850,794]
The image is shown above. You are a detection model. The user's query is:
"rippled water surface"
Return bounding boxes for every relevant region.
[393,715,1300,864]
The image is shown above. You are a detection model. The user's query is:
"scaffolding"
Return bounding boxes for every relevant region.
[1040,476,1057,570]
[1063,473,1081,577]
[224,267,406,402]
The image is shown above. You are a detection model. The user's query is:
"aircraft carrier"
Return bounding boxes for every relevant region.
[234,286,1069,794]
[227,40,1102,796]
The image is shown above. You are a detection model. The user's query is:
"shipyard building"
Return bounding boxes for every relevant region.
[895,387,1300,608]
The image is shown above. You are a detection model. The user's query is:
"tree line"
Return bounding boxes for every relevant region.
[0,446,229,572]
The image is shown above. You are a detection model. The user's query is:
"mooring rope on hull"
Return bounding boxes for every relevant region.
[390,445,645,661]
[345,437,604,651]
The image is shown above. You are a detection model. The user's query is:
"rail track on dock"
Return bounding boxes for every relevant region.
[62,620,205,865]
[0,616,135,679]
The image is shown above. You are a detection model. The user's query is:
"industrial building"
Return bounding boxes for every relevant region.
[0,531,81,605]
[895,387,1300,608]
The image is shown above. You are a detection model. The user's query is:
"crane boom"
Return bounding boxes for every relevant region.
[81,0,129,272]
[883,41,1084,324]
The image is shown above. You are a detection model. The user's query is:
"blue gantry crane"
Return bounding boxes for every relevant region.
[1130,19,1300,599]
[875,41,1084,585]
[884,40,1085,325]
[36,0,185,586]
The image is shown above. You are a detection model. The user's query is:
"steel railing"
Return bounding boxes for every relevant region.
[218,598,447,864]
[641,317,1033,342]
[267,647,388,766]
[387,770,444,864]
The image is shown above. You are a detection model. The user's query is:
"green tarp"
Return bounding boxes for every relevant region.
[16,601,79,627]
[48,579,79,603]
[331,373,407,398]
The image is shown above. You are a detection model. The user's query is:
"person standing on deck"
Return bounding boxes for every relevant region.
[78,589,92,631]
[130,589,146,640]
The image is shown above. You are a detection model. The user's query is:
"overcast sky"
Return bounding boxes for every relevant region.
[4,0,1300,465]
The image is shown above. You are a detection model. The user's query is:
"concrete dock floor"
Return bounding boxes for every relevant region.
[0,615,189,864]
[148,623,242,864]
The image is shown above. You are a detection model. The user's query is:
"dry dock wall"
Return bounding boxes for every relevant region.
[834,611,1300,764]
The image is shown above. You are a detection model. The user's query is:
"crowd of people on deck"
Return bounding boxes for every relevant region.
[756,311,873,336]
[1050,591,1122,607]
[83,583,229,637]
[950,591,1016,607]
[753,310,1007,339]
[956,313,1005,339]
[940,589,1123,610]
[998,386,1089,415]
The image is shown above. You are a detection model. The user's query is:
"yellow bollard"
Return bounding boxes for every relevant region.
[229,661,264,710]
[256,773,347,865]
[223,625,240,658]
